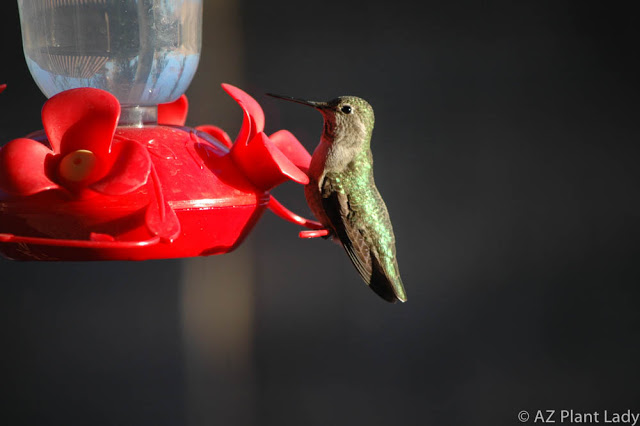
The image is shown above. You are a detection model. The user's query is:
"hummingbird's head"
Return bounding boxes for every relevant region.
[321,96,375,143]
[267,94,375,146]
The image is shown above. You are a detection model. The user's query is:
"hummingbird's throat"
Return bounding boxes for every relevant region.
[322,117,336,140]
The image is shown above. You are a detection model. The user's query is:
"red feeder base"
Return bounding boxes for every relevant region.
[0,126,269,261]
[0,85,322,261]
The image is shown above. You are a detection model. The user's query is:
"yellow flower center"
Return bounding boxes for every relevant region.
[59,149,97,182]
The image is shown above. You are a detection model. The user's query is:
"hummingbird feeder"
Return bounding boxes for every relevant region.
[0,0,324,261]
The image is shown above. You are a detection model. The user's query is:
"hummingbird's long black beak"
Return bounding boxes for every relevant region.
[266,93,328,109]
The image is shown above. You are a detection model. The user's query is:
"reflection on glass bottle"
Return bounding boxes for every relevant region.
[18,0,202,106]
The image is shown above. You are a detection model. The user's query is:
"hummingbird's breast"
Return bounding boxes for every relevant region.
[305,141,331,226]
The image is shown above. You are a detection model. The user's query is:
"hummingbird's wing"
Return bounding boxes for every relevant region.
[324,189,372,278]
[321,181,403,303]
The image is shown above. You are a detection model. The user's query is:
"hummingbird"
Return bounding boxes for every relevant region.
[267,93,407,303]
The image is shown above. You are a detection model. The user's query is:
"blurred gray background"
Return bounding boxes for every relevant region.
[1,1,639,425]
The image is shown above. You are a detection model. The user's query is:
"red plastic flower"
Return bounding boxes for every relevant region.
[158,95,188,126]
[191,84,325,234]
[0,88,151,196]
[196,84,312,191]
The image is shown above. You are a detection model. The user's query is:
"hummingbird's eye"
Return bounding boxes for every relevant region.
[341,105,353,114]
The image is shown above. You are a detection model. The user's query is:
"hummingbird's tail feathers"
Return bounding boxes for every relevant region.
[369,254,407,303]
[341,231,406,303]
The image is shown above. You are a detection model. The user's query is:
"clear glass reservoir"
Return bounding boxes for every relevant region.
[17,0,202,107]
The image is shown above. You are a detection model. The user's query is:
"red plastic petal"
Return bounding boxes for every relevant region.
[146,198,181,243]
[221,83,265,144]
[158,95,189,126]
[42,88,120,159]
[145,165,181,242]
[0,138,59,195]
[195,125,233,148]
[0,84,6,95]
[231,132,309,191]
[269,130,312,174]
[91,139,151,195]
